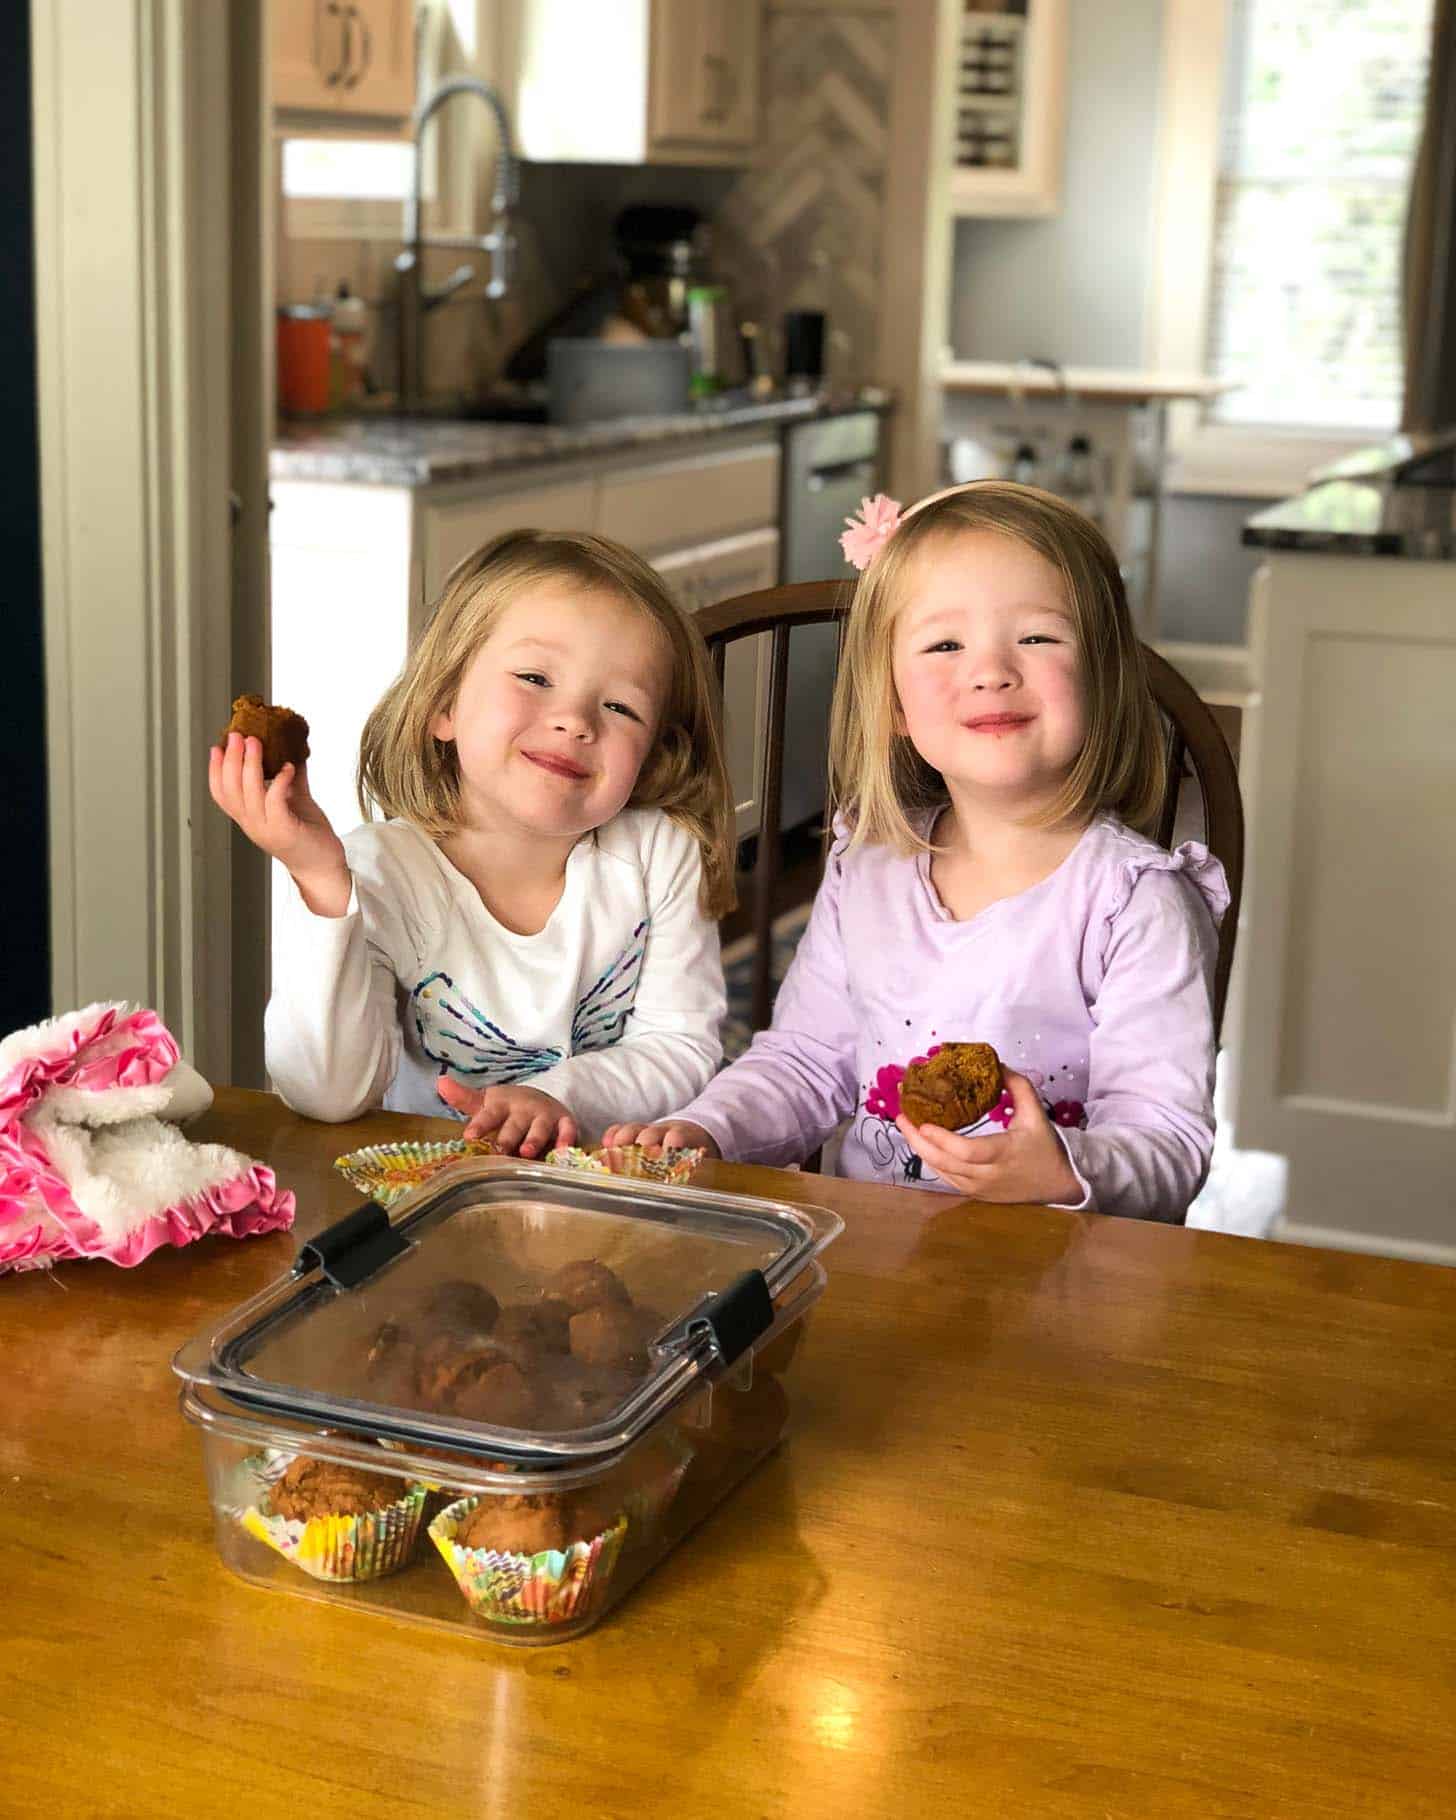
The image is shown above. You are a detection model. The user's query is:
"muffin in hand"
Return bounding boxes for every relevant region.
[899,1042,1003,1130]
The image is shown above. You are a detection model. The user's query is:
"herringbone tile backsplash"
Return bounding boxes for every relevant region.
[714,6,894,386]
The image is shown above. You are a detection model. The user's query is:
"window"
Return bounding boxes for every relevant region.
[1206,0,1435,431]
[282,138,415,202]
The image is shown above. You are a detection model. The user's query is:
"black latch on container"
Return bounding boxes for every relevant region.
[686,1268,775,1368]
[297,1201,409,1291]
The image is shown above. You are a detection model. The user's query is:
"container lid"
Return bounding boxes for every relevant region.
[173,1158,840,1464]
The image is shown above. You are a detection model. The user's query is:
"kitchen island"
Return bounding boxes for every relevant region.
[1233,432,1456,1263]
[5,1089,1453,1818]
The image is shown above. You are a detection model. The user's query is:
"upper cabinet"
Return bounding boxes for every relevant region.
[502,0,760,166]
[271,0,416,123]
[950,0,1066,218]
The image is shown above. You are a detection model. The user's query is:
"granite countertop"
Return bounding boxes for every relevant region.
[271,387,892,488]
[1243,432,1456,560]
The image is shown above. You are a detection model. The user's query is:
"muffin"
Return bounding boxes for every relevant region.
[540,1359,636,1427]
[240,1453,426,1582]
[493,1300,571,1362]
[706,1373,790,1455]
[568,1303,649,1372]
[268,1457,406,1522]
[413,1335,504,1408]
[543,1259,631,1316]
[899,1041,1003,1130]
[419,1279,500,1335]
[450,1359,538,1428]
[220,693,309,779]
[429,1483,629,1627]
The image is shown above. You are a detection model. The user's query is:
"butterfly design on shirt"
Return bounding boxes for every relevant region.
[410,922,648,1089]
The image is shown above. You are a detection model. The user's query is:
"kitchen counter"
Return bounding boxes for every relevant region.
[272,387,891,489]
[8,1088,1455,1818]
[1243,430,1456,558]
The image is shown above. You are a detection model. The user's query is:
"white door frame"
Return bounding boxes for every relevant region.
[32,0,253,1080]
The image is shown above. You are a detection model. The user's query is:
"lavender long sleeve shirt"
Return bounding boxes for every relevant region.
[676,815,1229,1222]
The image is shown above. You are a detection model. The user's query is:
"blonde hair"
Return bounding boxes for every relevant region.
[358,528,736,917]
[828,481,1165,852]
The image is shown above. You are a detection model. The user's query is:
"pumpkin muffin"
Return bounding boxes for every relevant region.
[219,693,309,779]
[899,1041,1003,1130]
[242,1453,427,1582]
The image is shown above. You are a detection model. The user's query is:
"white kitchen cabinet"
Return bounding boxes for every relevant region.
[596,443,779,554]
[271,0,415,122]
[949,0,1066,218]
[1230,550,1456,1265]
[501,0,760,166]
[422,479,596,602]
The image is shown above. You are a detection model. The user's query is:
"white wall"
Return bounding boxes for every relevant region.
[948,0,1165,367]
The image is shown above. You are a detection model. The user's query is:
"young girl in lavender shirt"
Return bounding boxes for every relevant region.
[607,481,1228,1222]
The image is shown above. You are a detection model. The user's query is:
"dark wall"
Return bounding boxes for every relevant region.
[0,0,49,1035]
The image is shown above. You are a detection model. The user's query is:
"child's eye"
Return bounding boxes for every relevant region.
[604,700,642,721]
[514,671,549,687]
[923,639,961,654]
[1019,634,1060,645]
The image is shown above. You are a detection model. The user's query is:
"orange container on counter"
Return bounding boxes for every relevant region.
[276,304,331,416]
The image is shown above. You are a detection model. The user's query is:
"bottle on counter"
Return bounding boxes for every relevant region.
[1055,433,1102,524]
[1010,440,1041,487]
[330,282,368,408]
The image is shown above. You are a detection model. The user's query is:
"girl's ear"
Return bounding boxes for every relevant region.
[430,705,455,743]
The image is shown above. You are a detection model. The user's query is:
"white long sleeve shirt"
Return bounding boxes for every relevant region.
[264,809,725,1136]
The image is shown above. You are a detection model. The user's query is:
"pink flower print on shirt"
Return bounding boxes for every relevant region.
[1051,1099,1086,1129]
[987,1089,1016,1128]
[865,1063,905,1121]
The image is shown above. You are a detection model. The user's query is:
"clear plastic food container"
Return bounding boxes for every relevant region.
[173,1158,840,1644]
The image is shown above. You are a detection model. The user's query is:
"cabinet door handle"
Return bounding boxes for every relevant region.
[701,53,730,124]
[319,0,346,85]
[342,4,372,89]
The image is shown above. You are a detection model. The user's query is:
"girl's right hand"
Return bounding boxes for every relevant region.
[209,732,351,916]
[600,1119,720,1157]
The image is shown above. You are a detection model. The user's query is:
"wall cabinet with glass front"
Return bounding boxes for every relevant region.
[949,0,1066,217]
[271,0,415,122]
[501,0,760,165]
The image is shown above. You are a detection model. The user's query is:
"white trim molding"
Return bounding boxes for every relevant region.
[32,0,236,1078]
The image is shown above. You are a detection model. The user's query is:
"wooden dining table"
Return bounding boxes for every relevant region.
[5,1087,1453,1818]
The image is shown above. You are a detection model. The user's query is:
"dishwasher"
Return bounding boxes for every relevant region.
[777,410,882,830]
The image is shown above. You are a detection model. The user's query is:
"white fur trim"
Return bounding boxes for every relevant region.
[35,1113,258,1239]
[41,1083,174,1126]
[0,1001,133,1074]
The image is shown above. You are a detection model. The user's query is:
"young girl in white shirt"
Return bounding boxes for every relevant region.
[210,529,734,1157]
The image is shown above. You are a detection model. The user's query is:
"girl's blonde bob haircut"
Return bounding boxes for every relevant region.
[828,480,1165,852]
[358,528,736,917]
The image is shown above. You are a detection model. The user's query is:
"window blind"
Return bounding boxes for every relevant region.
[1206,0,1434,431]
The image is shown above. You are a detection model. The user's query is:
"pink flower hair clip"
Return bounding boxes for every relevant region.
[839,493,904,571]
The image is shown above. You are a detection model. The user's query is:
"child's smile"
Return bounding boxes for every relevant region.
[433,585,670,842]
[891,529,1086,808]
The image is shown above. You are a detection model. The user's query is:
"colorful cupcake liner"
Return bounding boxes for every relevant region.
[332,1139,500,1207]
[428,1495,627,1627]
[236,1453,427,1583]
[333,1138,703,1207]
[543,1143,704,1185]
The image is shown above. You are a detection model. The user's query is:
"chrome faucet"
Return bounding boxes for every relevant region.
[394,75,520,412]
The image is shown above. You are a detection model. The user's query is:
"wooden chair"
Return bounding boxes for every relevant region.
[696,579,1245,1042]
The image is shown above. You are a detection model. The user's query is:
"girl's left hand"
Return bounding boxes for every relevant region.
[437,1075,578,1159]
[895,1070,1083,1206]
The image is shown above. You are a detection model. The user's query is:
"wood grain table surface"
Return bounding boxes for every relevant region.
[4,1088,1453,1819]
